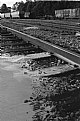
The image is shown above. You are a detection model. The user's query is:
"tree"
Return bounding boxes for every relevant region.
[30,1,44,18]
[25,1,33,12]
[17,1,25,18]
[43,1,52,15]
[17,1,24,11]
[12,2,20,11]
[1,4,8,13]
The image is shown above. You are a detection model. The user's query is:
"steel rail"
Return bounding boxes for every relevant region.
[0,24,80,66]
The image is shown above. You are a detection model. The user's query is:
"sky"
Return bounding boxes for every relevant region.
[0,0,80,8]
[0,0,26,7]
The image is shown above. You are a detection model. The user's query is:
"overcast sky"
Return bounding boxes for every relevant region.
[0,0,80,8]
[0,0,26,7]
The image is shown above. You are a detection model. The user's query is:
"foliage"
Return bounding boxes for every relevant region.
[17,1,25,12]
[12,1,25,18]
[1,1,80,18]
[18,1,25,18]
[1,4,9,13]
[12,2,20,11]
[24,1,80,18]
[30,1,44,18]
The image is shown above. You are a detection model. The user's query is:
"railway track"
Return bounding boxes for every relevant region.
[0,21,80,121]
[0,19,79,34]
[1,19,80,55]
[0,24,79,78]
[0,21,80,79]
[4,19,80,32]
[0,23,80,67]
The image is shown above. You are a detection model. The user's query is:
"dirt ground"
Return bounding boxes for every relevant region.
[0,58,34,121]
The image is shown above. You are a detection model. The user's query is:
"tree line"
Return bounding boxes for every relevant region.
[1,1,80,19]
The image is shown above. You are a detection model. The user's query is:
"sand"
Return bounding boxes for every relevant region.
[0,58,34,121]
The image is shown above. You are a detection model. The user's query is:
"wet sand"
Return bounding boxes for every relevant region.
[0,59,34,121]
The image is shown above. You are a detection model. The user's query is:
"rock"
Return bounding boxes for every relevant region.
[24,99,29,103]
[70,112,74,118]
[30,96,33,100]
[24,72,27,74]
[40,106,45,110]
[45,106,51,112]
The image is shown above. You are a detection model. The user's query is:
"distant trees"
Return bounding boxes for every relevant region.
[1,4,9,13]
[17,1,25,18]
[27,1,80,18]
[12,1,25,18]
[25,1,33,12]
[12,2,20,11]
[30,1,44,18]
[1,1,80,19]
